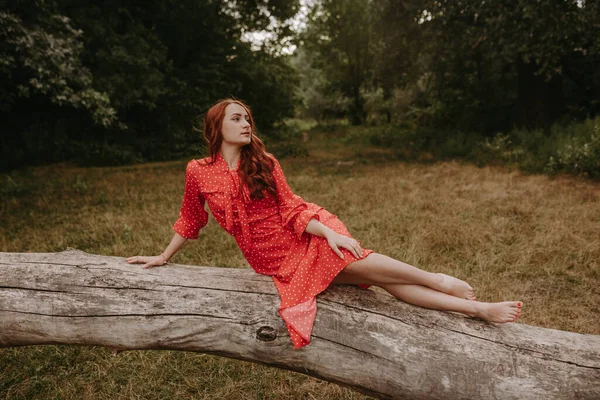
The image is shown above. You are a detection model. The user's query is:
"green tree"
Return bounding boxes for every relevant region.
[0,1,116,126]
[1,0,302,170]
[62,0,301,145]
[289,45,350,121]
[414,0,600,132]
[302,0,375,125]
[369,0,422,124]
[0,0,118,170]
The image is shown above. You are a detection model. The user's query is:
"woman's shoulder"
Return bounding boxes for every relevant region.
[182,158,213,180]
[186,156,213,169]
[195,155,213,165]
[184,158,224,191]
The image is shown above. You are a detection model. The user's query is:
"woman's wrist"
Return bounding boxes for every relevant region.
[323,228,338,240]
[159,253,169,264]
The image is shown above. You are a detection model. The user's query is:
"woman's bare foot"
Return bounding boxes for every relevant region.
[467,301,522,323]
[436,273,476,300]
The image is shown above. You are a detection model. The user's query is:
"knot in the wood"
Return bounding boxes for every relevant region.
[256,325,277,342]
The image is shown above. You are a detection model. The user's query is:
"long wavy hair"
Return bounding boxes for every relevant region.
[194,98,278,201]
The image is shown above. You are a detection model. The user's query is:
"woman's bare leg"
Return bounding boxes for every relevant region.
[334,253,476,300]
[379,283,522,323]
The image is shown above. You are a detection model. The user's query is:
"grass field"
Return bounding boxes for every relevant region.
[1,126,599,399]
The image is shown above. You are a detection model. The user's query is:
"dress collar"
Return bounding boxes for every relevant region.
[211,152,253,250]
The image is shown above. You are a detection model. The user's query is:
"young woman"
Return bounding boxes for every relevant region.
[127,98,522,349]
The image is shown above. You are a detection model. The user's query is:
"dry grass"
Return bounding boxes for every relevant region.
[1,127,599,399]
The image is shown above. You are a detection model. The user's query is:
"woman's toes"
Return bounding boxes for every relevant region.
[475,301,525,323]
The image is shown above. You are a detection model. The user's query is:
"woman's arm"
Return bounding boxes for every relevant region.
[271,157,321,240]
[172,160,209,240]
[159,232,188,263]
[128,161,208,269]
[270,157,363,259]
[305,218,335,238]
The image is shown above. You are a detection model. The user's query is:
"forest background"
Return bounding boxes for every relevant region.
[1,1,599,399]
[2,0,599,178]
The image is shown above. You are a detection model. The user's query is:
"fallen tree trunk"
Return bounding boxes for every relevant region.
[0,249,598,400]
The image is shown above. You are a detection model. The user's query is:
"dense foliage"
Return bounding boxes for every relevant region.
[3,0,599,178]
[298,0,600,134]
[1,0,300,170]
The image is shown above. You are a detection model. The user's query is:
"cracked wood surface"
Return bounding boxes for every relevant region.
[0,249,599,400]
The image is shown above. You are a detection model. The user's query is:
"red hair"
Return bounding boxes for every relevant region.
[194,97,278,200]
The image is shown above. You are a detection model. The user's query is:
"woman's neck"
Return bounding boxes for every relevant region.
[219,148,241,170]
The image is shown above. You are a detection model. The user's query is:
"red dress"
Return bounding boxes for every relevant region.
[173,152,374,349]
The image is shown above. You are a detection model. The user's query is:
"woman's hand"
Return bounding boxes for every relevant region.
[126,254,167,269]
[325,232,363,260]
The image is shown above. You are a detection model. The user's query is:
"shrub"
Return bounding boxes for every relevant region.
[478,117,600,179]
[480,133,526,165]
[549,121,600,179]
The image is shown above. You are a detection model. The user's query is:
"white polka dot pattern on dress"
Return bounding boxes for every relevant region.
[173,160,209,239]
[173,153,375,349]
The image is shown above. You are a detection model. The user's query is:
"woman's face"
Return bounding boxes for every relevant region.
[221,103,252,147]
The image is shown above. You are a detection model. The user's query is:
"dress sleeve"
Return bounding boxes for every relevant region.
[172,161,209,240]
[271,157,320,240]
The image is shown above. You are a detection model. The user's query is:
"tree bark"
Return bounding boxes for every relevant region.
[350,84,365,125]
[1,249,598,400]
[516,58,565,132]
